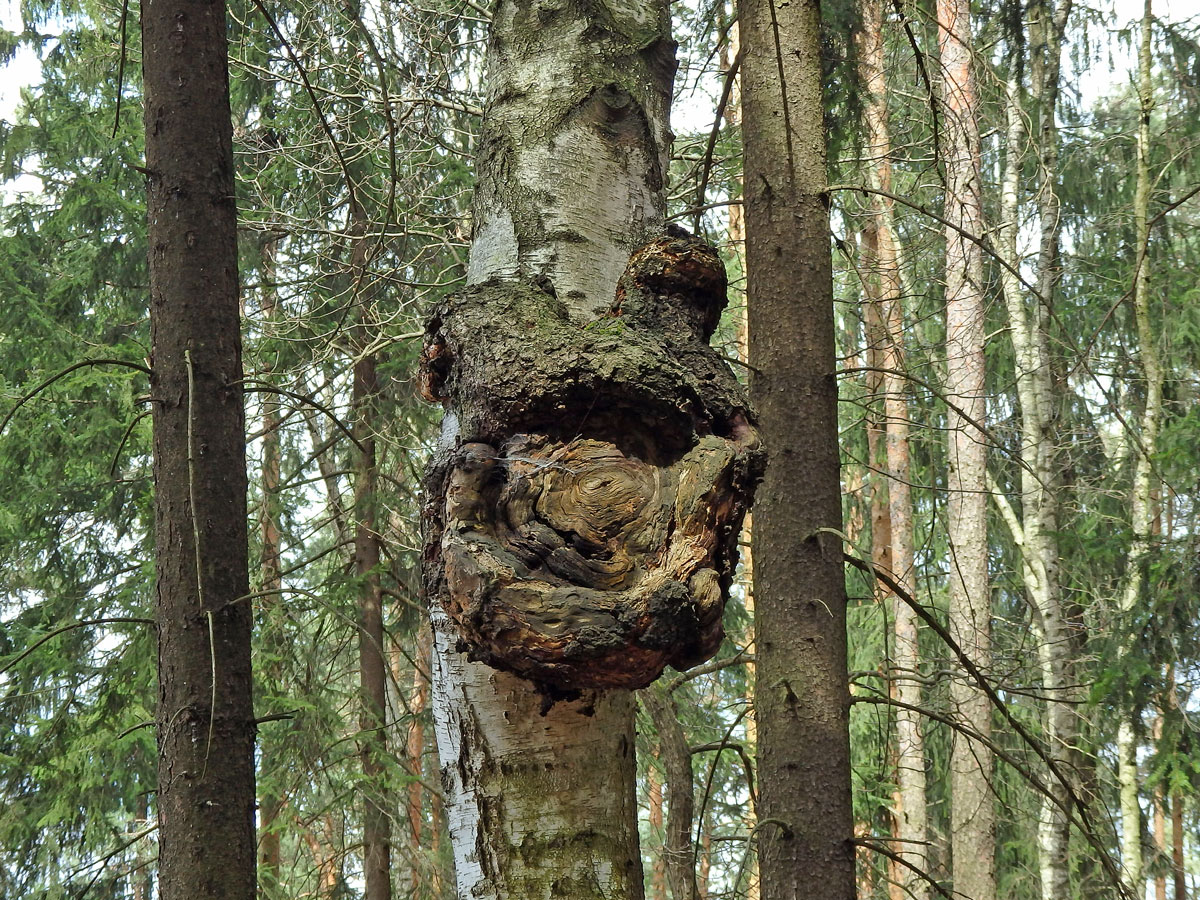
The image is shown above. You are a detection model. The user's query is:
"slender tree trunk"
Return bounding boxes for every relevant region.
[649,756,668,900]
[300,817,343,899]
[405,626,431,857]
[142,0,256,891]
[258,237,286,896]
[1172,792,1186,900]
[996,16,1078,891]
[721,34,763,900]
[856,2,928,893]
[354,342,392,900]
[1155,722,1167,900]
[937,0,995,895]
[740,0,856,895]
[1118,4,1159,893]
[644,687,700,900]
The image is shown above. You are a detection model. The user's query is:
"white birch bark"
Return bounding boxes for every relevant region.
[996,8,1078,886]
[1117,2,1160,893]
[428,0,675,895]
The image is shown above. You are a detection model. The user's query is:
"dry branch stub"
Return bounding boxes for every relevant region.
[421,229,764,695]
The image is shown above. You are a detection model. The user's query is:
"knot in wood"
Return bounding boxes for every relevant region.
[434,430,760,692]
[420,231,764,695]
[614,227,727,340]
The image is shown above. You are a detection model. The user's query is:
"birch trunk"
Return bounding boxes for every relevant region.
[937,0,995,895]
[1118,4,1160,891]
[996,2,1078,886]
[420,0,761,896]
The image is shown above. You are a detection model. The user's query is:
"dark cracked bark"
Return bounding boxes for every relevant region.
[142,0,256,894]
[738,0,856,896]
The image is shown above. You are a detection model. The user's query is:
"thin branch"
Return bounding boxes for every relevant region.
[2,618,155,675]
[1,359,151,437]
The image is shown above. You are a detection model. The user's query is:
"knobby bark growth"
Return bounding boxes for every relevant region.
[142,0,257,893]
[418,0,761,895]
[738,0,857,896]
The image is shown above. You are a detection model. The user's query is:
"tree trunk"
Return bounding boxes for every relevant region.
[856,2,928,893]
[644,687,700,900]
[142,0,257,892]
[739,0,856,896]
[258,236,286,896]
[419,0,762,897]
[937,0,995,895]
[995,7,1078,888]
[1118,3,1159,894]
[354,343,392,900]
[1172,791,1185,900]
[649,754,668,900]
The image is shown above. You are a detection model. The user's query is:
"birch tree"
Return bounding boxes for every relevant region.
[416,0,762,895]
[1118,2,1161,893]
[991,1,1079,895]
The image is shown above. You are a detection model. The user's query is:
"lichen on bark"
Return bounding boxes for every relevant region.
[421,229,763,693]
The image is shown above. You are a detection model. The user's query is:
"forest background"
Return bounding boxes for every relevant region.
[1,0,1198,896]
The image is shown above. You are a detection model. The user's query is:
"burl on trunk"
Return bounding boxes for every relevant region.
[420,228,763,696]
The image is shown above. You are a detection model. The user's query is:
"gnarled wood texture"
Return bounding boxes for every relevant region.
[421,229,763,693]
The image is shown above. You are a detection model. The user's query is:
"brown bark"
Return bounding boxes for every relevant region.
[936,0,995,894]
[738,0,856,896]
[649,757,667,900]
[420,243,763,693]
[258,238,284,895]
[142,0,256,893]
[644,687,700,900]
[354,345,392,900]
[300,817,343,899]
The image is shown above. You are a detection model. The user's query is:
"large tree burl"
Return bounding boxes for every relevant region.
[420,228,764,693]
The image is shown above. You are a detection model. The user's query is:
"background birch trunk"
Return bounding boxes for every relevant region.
[995,0,1078,888]
[1118,2,1161,893]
